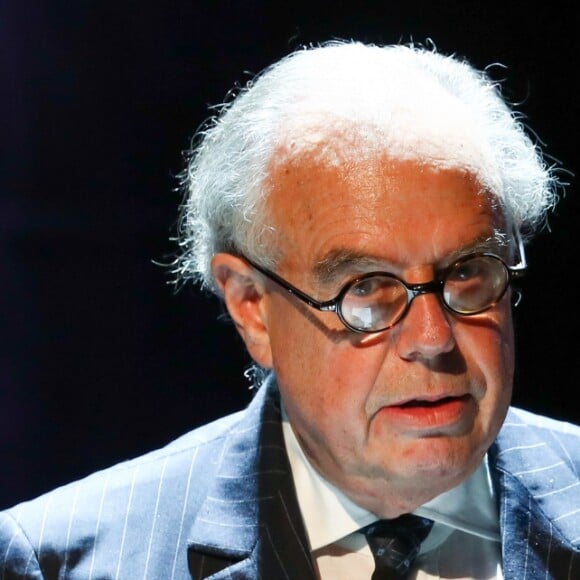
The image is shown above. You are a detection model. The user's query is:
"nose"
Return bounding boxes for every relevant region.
[395,291,456,361]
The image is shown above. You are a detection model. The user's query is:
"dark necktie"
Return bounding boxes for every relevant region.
[362,513,433,579]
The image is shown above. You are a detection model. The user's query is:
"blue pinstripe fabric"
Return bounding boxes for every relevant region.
[0,378,314,579]
[490,408,580,579]
[0,377,579,579]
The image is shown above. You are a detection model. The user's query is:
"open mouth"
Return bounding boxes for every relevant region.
[398,396,464,408]
[378,394,473,430]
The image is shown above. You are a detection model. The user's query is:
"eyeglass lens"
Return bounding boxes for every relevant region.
[340,255,509,331]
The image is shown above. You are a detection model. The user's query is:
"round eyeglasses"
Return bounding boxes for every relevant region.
[243,242,526,334]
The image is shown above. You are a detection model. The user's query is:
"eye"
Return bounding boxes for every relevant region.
[453,260,484,281]
[448,255,504,286]
[346,275,405,302]
[341,275,409,331]
[443,255,509,314]
[350,277,381,297]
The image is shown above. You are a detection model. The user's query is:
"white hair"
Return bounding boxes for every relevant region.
[175,40,562,292]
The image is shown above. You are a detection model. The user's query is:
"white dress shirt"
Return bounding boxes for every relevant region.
[282,410,504,579]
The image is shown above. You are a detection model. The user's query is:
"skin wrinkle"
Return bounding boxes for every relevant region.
[262,281,350,345]
[215,144,516,519]
[256,154,509,515]
[310,234,506,290]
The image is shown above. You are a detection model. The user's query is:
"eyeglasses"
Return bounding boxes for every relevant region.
[243,236,527,334]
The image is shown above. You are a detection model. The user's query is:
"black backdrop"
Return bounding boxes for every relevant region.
[1,1,578,509]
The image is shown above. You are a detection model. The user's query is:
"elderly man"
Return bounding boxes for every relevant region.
[1,40,579,579]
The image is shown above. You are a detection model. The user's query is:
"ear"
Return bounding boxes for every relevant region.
[211,253,273,368]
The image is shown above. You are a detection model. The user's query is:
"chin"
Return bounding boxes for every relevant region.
[388,435,485,486]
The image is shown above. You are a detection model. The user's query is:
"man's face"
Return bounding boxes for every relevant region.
[259,152,514,517]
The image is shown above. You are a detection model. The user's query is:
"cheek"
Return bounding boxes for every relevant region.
[457,308,515,422]
[267,301,384,441]
[483,310,515,393]
[275,332,375,414]
[267,294,377,390]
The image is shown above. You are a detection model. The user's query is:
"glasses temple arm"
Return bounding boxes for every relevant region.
[242,256,337,312]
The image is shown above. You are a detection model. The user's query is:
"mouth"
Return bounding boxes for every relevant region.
[378,394,474,431]
[397,395,468,408]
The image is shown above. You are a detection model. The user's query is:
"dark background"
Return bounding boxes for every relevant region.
[1,1,578,509]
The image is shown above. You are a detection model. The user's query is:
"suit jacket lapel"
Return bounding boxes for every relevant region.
[489,408,580,579]
[187,375,315,579]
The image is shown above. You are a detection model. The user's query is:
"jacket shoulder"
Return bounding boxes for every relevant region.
[493,407,580,569]
[496,407,580,512]
[0,409,245,578]
[502,407,580,467]
[506,407,580,462]
[508,407,580,436]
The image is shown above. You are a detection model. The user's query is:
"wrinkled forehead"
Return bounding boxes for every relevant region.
[271,111,501,200]
[265,141,508,265]
[267,117,504,215]
[264,127,512,271]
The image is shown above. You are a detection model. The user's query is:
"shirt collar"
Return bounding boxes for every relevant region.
[282,406,500,552]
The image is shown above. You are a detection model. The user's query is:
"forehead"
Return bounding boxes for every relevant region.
[265,147,504,271]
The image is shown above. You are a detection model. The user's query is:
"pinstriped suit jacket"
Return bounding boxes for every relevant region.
[1,376,579,579]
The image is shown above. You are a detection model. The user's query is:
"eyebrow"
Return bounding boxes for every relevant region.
[313,250,391,286]
[312,232,507,287]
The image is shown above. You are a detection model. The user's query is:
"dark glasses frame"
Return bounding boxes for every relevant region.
[242,232,527,333]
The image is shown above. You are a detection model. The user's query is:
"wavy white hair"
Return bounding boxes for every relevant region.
[175,40,561,292]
